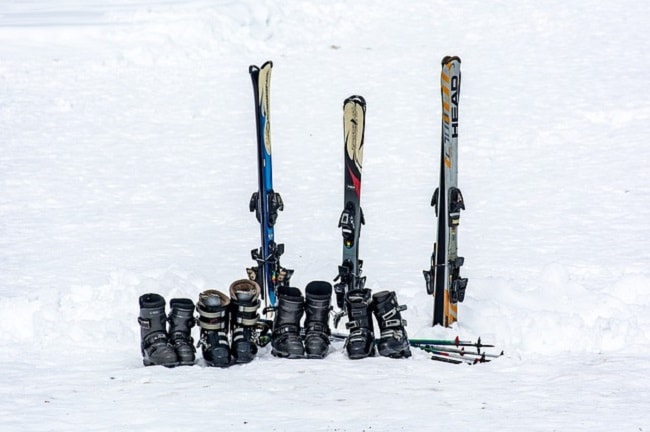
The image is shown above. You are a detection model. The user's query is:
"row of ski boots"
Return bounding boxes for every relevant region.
[138,280,411,367]
[137,279,262,368]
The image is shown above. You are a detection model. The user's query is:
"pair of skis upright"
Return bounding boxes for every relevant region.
[334,96,367,311]
[423,56,468,327]
[247,61,292,312]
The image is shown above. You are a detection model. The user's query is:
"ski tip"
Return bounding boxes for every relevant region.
[441,56,461,66]
[249,61,273,75]
[344,95,366,107]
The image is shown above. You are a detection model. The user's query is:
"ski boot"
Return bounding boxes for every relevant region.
[196,289,231,367]
[344,288,376,359]
[138,293,178,367]
[168,298,196,366]
[304,281,332,359]
[229,279,261,364]
[271,286,305,358]
[372,290,411,358]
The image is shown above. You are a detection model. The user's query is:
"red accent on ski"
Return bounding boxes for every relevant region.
[347,166,361,198]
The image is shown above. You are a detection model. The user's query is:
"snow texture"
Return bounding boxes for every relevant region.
[1,0,649,430]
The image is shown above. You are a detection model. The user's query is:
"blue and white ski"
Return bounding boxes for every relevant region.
[247,61,293,310]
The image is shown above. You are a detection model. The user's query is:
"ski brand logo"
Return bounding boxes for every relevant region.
[450,75,459,138]
[442,63,460,169]
[441,63,460,138]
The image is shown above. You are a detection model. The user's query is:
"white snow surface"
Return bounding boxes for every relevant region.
[1,1,649,430]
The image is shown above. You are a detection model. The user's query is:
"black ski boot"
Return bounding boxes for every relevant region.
[304,281,332,359]
[372,290,411,358]
[229,279,261,364]
[272,286,305,358]
[196,289,231,367]
[138,293,178,367]
[344,288,376,359]
[168,298,196,366]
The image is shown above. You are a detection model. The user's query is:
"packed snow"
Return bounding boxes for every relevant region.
[1,1,649,430]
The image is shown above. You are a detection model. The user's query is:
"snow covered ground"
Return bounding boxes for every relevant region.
[1,1,649,430]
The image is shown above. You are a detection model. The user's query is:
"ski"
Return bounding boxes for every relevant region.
[333,95,367,317]
[423,56,468,327]
[247,61,293,312]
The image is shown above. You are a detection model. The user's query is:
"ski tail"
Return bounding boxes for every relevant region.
[334,96,367,313]
[247,61,293,311]
[425,56,467,327]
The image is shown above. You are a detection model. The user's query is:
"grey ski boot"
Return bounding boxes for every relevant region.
[271,286,305,358]
[229,279,261,364]
[304,281,332,359]
[344,288,376,359]
[196,289,231,367]
[168,298,196,366]
[138,293,178,367]
[372,290,411,358]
